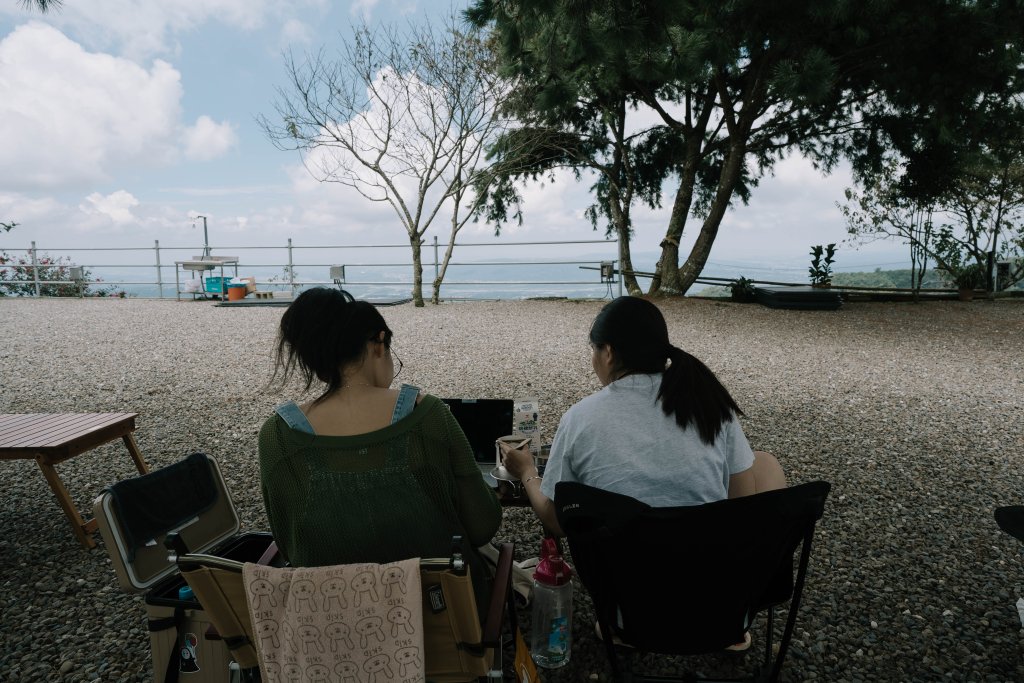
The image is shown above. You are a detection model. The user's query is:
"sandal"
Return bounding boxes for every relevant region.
[724,631,752,653]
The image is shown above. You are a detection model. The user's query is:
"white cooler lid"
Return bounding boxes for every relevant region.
[92,453,240,593]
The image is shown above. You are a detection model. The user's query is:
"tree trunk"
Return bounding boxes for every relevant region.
[432,223,459,305]
[617,242,642,296]
[604,101,642,296]
[606,188,642,295]
[650,141,702,295]
[410,235,424,307]
[676,221,720,292]
[650,181,693,295]
[675,142,748,294]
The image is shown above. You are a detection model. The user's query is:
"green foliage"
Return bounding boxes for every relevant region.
[470,0,1024,294]
[844,98,1024,292]
[0,252,114,297]
[0,224,116,297]
[830,269,947,289]
[952,263,985,290]
[808,244,837,286]
[729,276,756,302]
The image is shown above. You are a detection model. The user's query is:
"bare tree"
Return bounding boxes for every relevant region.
[260,17,510,306]
[841,165,936,301]
[20,0,62,11]
[844,144,1024,294]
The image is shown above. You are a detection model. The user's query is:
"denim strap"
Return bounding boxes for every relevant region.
[275,401,316,435]
[391,384,420,424]
[277,387,418,433]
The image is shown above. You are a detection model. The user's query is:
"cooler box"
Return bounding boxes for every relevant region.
[93,453,278,683]
[204,277,229,295]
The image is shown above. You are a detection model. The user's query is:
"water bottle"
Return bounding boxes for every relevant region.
[530,537,573,668]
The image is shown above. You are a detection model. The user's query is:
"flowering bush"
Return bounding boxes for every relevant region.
[0,248,117,297]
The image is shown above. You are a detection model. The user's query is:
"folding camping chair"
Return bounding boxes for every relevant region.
[555,480,831,683]
[995,506,1024,544]
[173,537,518,683]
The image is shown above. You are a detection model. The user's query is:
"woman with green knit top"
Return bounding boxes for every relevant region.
[258,288,502,589]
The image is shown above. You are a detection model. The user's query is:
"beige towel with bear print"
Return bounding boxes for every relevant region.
[244,558,424,683]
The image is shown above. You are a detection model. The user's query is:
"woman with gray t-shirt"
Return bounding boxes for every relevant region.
[501,296,786,538]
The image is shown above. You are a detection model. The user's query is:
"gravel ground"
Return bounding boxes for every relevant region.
[1,296,1022,683]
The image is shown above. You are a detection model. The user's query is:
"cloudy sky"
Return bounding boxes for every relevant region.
[0,0,907,281]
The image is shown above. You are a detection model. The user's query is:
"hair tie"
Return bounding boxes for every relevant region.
[667,345,687,363]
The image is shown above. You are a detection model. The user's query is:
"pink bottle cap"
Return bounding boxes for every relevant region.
[533,537,573,586]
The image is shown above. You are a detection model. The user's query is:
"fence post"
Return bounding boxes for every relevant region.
[433,235,440,279]
[616,235,623,298]
[287,238,295,296]
[155,240,163,299]
[30,240,40,297]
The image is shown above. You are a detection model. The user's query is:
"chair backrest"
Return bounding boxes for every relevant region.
[995,505,1024,543]
[555,480,830,655]
[177,541,515,683]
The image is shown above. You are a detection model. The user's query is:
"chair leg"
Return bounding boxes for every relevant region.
[768,532,816,683]
[762,606,774,671]
[598,614,627,683]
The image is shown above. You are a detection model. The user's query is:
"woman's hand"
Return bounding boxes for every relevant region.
[499,441,563,536]
[499,442,536,480]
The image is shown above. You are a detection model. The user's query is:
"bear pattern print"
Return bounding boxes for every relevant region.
[244,558,423,683]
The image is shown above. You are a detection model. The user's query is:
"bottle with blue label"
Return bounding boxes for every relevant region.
[530,537,573,668]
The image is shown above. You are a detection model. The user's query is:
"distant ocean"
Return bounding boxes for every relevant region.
[72,255,813,300]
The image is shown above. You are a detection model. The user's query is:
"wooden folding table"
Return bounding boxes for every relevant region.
[0,413,149,548]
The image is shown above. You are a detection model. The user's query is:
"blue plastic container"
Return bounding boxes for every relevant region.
[204,276,229,294]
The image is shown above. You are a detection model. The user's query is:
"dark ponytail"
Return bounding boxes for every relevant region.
[660,345,743,445]
[589,296,742,445]
[272,287,392,403]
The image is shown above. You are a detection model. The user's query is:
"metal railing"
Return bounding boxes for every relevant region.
[0,236,623,300]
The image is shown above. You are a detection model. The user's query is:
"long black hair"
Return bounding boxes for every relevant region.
[272,288,392,403]
[589,296,742,445]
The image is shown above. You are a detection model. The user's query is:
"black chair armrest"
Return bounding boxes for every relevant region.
[480,542,514,647]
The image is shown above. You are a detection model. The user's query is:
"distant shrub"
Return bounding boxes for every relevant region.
[729,276,757,302]
[0,251,115,297]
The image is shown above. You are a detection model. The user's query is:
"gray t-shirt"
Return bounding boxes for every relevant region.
[540,373,754,507]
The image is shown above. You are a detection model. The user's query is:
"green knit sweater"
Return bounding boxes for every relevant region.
[258,394,502,569]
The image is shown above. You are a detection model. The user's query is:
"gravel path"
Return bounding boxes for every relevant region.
[1,296,1022,682]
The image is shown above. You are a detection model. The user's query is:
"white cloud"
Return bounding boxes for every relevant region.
[1,0,327,59]
[0,23,245,191]
[182,116,238,161]
[79,190,139,224]
[350,0,381,20]
[280,18,314,48]
[350,0,420,20]
[0,23,183,190]
[0,193,62,228]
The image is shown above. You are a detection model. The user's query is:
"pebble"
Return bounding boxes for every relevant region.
[0,297,1022,682]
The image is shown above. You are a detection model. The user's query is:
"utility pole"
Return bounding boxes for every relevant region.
[195,215,210,258]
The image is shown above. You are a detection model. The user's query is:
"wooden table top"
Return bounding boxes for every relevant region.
[0,413,139,455]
